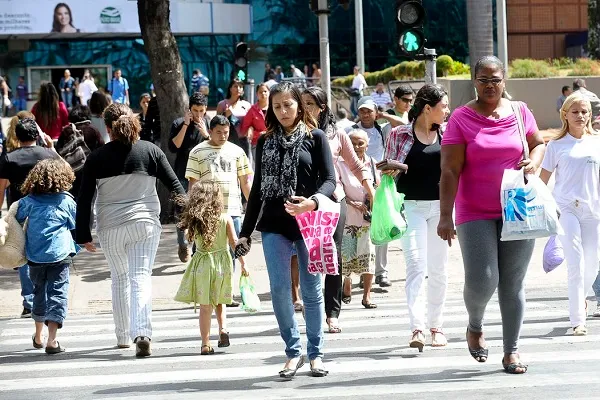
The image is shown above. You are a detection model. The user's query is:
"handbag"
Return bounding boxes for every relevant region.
[499,102,562,241]
[0,201,27,269]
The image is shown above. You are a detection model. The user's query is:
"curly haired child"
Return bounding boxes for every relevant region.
[16,158,78,354]
[174,181,248,355]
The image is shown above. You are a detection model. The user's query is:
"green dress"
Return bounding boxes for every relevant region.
[174,214,233,308]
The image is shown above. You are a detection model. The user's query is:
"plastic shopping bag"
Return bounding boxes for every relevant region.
[370,174,407,245]
[239,275,262,313]
[543,235,564,273]
[500,169,561,241]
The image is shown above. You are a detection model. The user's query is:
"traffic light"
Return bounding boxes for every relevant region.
[233,42,248,82]
[395,0,426,57]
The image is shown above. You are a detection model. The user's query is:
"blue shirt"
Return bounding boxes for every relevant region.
[59,77,74,90]
[109,77,129,104]
[16,192,80,264]
[191,74,209,93]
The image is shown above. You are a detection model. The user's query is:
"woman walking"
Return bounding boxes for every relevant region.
[76,104,185,357]
[31,83,69,140]
[540,92,600,336]
[438,56,545,374]
[385,84,450,352]
[237,82,336,378]
[240,83,269,165]
[217,78,252,159]
[301,86,375,333]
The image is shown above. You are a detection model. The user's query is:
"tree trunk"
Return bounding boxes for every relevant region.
[138,0,188,223]
[590,0,600,59]
[466,0,494,77]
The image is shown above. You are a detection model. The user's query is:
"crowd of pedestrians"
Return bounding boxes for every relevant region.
[1,55,600,380]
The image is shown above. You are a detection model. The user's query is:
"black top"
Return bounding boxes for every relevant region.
[144,96,161,143]
[0,146,60,205]
[395,132,442,200]
[240,129,337,241]
[168,116,209,180]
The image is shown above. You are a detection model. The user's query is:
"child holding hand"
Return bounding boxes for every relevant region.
[174,181,248,355]
[16,159,78,354]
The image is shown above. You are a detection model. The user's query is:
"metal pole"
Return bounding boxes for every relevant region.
[354,0,365,72]
[424,48,437,85]
[317,0,332,108]
[497,0,508,67]
[246,78,255,105]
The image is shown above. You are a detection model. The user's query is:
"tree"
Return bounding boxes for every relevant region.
[590,0,600,59]
[138,0,188,222]
[466,0,494,77]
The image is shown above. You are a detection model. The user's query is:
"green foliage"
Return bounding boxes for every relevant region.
[550,57,574,70]
[437,55,454,76]
[568,58,600,76]
[451,60,471,75]
[509,59,558,78]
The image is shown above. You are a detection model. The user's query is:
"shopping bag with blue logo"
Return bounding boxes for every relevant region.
[239,274,261,313]
[370,174,407,245]
[500,101,561,241]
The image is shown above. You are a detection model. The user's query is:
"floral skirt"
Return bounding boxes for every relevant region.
[341,225,375,277]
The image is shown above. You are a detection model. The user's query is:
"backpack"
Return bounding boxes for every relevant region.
[0,201,27,269]
[57,123,90,172]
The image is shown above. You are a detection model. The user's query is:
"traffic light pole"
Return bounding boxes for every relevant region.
[316,0,332,108]
[423,48,437,85]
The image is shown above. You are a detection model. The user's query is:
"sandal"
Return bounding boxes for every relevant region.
[326,318,342,334]
[45,342,65,355]
[361,299,378,309]
[309,358,329,377]
[32,335,43,349]
[279,355,305,379]
[430,328,448,347]
[573,325,588,336]
[502,357,528,374]
[201,344,215,355]
[409,330,426,353]
[342,277,352,304]
[218,330,230,347]
[466,328,488,362]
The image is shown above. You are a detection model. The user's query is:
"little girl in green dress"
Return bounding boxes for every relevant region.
[174,181,248,355]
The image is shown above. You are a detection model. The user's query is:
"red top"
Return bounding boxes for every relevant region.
[32,101,69,140]
[240,102,267,146]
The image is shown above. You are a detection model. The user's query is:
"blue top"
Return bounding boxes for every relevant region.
[59,77,74,90]
[16,192,80,264]
[191,74,209,93]
[109,77,129,104]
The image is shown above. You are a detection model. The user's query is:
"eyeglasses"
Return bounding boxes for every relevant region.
[476,78,503,86]
[400,97,413,103]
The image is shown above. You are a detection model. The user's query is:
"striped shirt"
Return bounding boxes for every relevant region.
[185,141,252,217]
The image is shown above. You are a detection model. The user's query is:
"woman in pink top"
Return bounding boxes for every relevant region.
[302,86,375,333]
[217,78,252,160]
[31,83,69,140]
[438,56,545,374]
[240,83,269,166]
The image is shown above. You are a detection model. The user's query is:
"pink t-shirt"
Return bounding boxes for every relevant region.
[442,102,538,225]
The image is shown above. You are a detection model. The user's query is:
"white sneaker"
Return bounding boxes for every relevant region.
[593,303,600,318]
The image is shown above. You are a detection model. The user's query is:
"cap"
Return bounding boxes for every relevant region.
[357,97,376,111]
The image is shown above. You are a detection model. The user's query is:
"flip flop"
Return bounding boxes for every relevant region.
[279,355,305,379]
[201,345,215,355]
[32,335,43,349]
[361,300,378,309]
[502,358,528,374]
[45,342,65,355]
[326,318,342,334]
[218,330,230,348]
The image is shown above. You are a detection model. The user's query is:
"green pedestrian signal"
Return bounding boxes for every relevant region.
[237,69,246,81]
[396,0,426,57]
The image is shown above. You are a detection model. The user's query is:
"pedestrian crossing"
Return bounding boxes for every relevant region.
[0,291,599,400]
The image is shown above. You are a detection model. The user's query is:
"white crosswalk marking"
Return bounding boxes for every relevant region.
[0,291,599,399]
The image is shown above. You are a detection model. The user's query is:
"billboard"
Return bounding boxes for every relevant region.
[0,0,252,36]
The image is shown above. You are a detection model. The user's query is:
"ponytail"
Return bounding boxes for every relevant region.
[112,114,141,145]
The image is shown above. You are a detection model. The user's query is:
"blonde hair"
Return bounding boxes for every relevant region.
[6,111,35,152]
[176,181,224,250]
[21,159,75,195]
[557,92,595,140]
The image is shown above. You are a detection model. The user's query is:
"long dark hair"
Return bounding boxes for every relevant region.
[52,3,75,33]
[225,78,244,101]
[265,82,316,136]
[36,83,60,130]
[302,86,335,131]
[408,84,447,130]
[89,91,112,116]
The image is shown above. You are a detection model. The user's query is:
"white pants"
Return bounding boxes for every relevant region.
[98,221,162,345]
[558,203,600,327]
[399,200,449,332]
[375,244,388,277]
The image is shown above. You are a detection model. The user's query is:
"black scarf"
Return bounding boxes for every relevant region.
[260,122,308,200]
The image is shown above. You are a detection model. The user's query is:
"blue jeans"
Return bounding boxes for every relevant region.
[29,258,71,329]
[18,264,34,309]
[176,179,189,248]
[15,98,27,112]
[62,91,73,108]
[593,270,600,302]
[261,232,324,361]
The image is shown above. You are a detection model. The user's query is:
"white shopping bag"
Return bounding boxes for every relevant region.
[500,169,562,241]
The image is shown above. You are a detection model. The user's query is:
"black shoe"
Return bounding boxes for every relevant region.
[226,300,240,308]
[21,308,32,318]
[376,276,392,288]
[134,336,152,357]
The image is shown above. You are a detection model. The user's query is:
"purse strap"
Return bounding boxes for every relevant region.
[511,101,529,161]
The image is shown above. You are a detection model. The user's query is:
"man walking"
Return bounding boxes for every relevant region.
[78,73,98,107]
[108,69,130,105]
[350,66,368,118]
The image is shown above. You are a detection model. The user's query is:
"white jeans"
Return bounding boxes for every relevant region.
[375,244,388,278]
[97,221,162,345]
[399,200,449,332]
[558,203,600,327]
